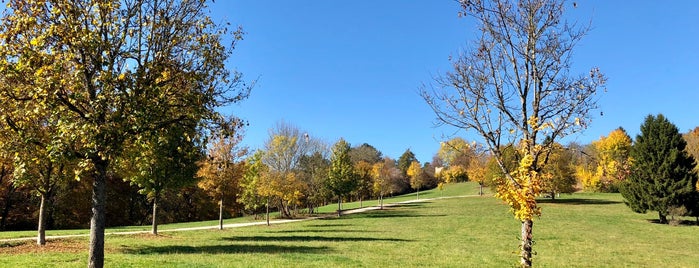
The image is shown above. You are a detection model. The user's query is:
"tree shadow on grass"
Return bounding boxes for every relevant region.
[223,235,412,243]
[122,244,330,255]
[267,229,379,234]
[537,198,622,205]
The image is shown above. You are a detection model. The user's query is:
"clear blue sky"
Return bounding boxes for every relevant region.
[213,1,699,162]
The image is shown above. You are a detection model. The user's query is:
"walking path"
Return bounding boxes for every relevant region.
[0,195,476,243]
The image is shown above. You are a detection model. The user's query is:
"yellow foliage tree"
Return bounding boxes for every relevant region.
[586,128,632,192]
[407,161,424,199]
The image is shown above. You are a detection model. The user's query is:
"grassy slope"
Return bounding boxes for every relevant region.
[1,183,699,267]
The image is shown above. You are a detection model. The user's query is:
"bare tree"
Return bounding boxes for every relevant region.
[421,1,605,266]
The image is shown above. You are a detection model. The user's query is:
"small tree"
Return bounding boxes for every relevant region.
[420,1,605,265]
[620,114,698,224]
[407,161,424,199]
[197,133,247,230]
[327,138,357,216]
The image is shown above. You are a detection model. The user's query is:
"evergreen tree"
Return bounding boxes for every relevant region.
[327,138,358,216]
[620,114,698,224]
[397,149,418,174]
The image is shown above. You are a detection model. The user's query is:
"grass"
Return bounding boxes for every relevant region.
[1,182,699,267]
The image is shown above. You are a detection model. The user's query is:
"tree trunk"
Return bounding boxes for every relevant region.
[550,191,556,200]
[218,198,224,230]
[265,197,270,226]
[520,219,534,268]
[379,194,384,209]
[151,196,158,235]
[479,183,484,196]
[416,189,420,200]
[359,197,363,208]
[37,194,46,246]
[89,159,108,268]
[659,211,668,224]
[337,196,342,217]
[1,183,15,231]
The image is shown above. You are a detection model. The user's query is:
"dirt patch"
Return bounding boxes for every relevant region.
[0,239,87,254]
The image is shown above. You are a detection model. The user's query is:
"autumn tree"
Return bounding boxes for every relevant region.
[407,161,426,199]
[541,143,576,199]
[327,138,358,216]
[238,151,266,218]
[0,1,251,266]
[257,169,305,220]
[467,153,489,196]
[371,157,398,209]
[620,115,698,224]
[584,128,632,192]
[683,127,699,189]
[438,137,474,168]
[420,1,605,266]
[353,160,375,208]
[297,152,331,213]
[197,133,247,230]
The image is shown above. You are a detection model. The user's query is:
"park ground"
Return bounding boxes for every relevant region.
[1,182,698,267]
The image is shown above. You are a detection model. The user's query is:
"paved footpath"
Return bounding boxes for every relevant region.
[0,195,476,243]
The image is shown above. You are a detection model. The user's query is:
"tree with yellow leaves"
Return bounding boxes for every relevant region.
[421,0,605,265]
[0,1,251,266]
[407,161,425,199]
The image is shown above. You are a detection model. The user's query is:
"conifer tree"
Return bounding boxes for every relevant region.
[620,114,698,224]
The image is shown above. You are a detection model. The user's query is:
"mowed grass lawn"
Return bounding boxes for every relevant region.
[1,182,698,267]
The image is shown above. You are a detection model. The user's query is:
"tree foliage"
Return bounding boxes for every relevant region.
[540,143,576,198]
[349,143,382,164]
[397,149,418,175]
[581,128,632,192]
[620,114,698,224]
[327,138,357,216]
[438,137,474,168]
[0,0,251,266]
[420,0,605,266]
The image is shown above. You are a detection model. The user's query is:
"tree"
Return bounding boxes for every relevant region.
[197,133,247,230]
[438,137,474,168]
[239,151,267,218]
[298,152,331,213]
[371,158,397,209]
[420,1,605,266]
[586,128,633,192]
[0,1,251,266]
[619,114,698,224]
[353,161,375,208]
[349,143,383,164]
[257,169,305,220]
[327,138,358,216]
[541,143,576,199]
[467,153,489,196]
[683,127,699,190]
[407,161,425,199]
[397,149,418,175]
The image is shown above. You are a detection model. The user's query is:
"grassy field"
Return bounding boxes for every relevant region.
[1,182,698,267]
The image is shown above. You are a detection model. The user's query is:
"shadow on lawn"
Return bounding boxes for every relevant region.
[537,198,622,205]
[223,235,412,243]
[268,229,378,234]
[122,244,330,255]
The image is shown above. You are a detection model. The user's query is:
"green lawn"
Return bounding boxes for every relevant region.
[1,182,698,267]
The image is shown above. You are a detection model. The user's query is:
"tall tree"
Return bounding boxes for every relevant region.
[0,1,251,266]
[297,152,331,213]
[196,133,246,230]
[371,157,397,209]
[327,138,358,216]
[620,114,698,224]
[238,151,266,218]
[349,143,383,164]
[397,149,418,175]
[353,160,374,208]
[587,127,633,192]
[420,1,605,266]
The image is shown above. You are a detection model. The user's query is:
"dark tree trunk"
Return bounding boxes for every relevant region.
[337,196,342,217]
[520,219,534,267]
[89,159,108,268]
[479,183,484,196]
[151,195,158,235]
[265,197,270,226]
[1,183,15,231]
[37,194,46,245]
[218,197,224,230]
[659,211,668,224]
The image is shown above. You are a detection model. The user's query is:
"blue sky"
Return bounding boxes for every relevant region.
[213,1,699,163]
